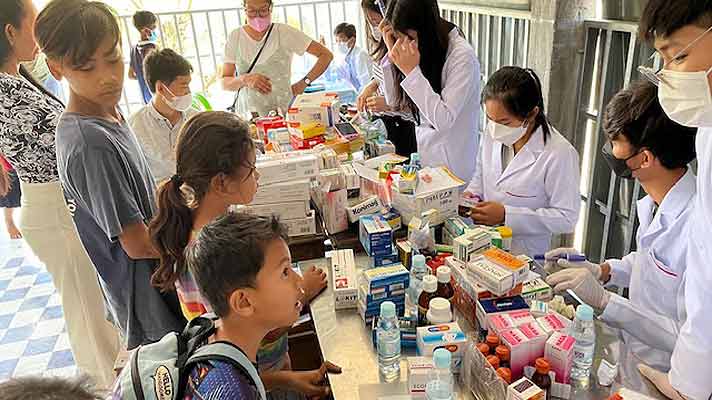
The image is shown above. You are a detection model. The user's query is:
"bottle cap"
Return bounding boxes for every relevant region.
[476,343,490,356]
[410,153,421,163]
[433,348,451,369]
[607,394,623,400]
[535,358,550,374]
[412,254,426,269]
[486,333,499,347]
[486,355,500,369]
[422,275,438,292]
[437,266,451,283]
[496,367,512,384]
[429,297,450,313]
[576,304,594,321]
[380,301,396,319]
[496,226,513,238]
[495,345,510,361]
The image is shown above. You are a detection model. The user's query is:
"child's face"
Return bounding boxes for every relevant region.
[220,147,259,205]
[55,36,125,109]
[11,0,38,63]
[248,238,303,328]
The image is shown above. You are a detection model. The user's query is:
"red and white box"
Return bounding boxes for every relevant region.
[544,331,576,384]
[536,312,572,337]
[519,321,548,364]
[508,310,535,327]
[500,328,530,380]
[488,314,515,336]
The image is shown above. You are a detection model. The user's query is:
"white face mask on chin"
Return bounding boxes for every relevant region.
[162,86,193,112]
[487,120,528,146]
[658,66,712,128]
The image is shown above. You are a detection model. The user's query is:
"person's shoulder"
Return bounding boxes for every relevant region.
[545,126,578,156]
[57,114,120,154]
[128,105,152,126]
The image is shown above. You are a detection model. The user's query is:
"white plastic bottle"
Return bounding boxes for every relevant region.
[407,254,429,323]
[377,301,401,382]
[426,348,453,400]
[570,304,596,389]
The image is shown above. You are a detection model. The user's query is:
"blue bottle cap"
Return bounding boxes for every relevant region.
[433,348,452,369]
[380,301,396,319]
[576,304,594,321]
[412,254,426,268]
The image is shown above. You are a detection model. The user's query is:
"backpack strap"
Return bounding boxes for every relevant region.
[186,342,267,400]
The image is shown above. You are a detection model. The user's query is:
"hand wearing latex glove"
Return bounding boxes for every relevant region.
[545,247,602,279]
[637,364,687,400]
[546,268,611,310]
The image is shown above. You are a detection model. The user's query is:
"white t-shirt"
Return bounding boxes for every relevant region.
[223,23,312,68]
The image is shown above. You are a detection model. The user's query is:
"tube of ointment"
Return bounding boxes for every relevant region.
[533,254,587,263]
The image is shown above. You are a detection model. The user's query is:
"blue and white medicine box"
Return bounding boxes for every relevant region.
[359,215,394,256]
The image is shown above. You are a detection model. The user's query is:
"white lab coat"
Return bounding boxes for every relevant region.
[336,46,372,93]
[670,127,712,400]
[387,28,480,182]
[464,125,580,257]
[600,169,695,394]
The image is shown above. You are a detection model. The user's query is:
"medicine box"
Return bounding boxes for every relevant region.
[500,328,530,380]
[329,250,358,310]
[317,168,347,192]
[488,314,515,336]
[444,217,472,238]
[281,210,316,237]
[416,322,467,371]
[256,154,319,186]
[358,297,406,323]
[509,310,535,327]
[346,196,382,223]
[467,258,516,296]
[370,249,400,268]
[251,179,311,205]
[397,240,412,269]
[544,331,575,384]
[506,377,545,400]
[407,357,434,397]
[483,248,529,284]
[244,200,310,221]
[536,312,572,337]
[476,295,529,332]
[287,92,339,127]
[519,321,547,364]
[359,215,394,256]
[359,264,409,295]
[522,278,553,302]
[454,228,492,263]
[380,208,402,231]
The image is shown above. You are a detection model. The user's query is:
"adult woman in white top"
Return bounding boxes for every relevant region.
[221,0,333,117]
[378,0,480,181]
[464,66,580,257]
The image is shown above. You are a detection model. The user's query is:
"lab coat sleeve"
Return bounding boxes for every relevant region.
[600,292,680,354]
[606,253,635,288]
[399,47,478,132]
[503,145,580,237]
[355,51,373,91]
[464,138,484,197]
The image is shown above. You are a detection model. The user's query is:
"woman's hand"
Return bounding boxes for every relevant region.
[470,201,506,226]
[379,20,397,51]
[366,96,389,113]
[291,80,309,96]
[357,80,378,112]
[389,37,420,75]
[241,73,272,94]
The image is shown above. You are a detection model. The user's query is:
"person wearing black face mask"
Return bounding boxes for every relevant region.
[545,80,696,395]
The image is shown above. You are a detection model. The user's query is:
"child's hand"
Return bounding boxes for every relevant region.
[302,266,327,303]
[286,361,342,399]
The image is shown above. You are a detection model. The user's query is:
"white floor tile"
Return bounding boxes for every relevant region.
[9,309,44,329]
[53,334,71,352]
[0,341,28,362]
[30,319,65,339]
[0,299,24,316]
[5,276,36,291]
[12,353,52,376]
[25,284,55,299]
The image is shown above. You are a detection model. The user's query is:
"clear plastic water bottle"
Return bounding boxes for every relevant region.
[570,304,596,389]
[407,254,428,323]
[426,348,453,400]
[377,301,401,382]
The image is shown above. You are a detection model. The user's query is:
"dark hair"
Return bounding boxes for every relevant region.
[132,10,157,31]
[0,0,25,66]
[603,80,697,169]
[0,375,104,400]
[483,66,551,142]
[149,111,255,291]
[639,0,712,42]
[361,0,387,59]
[334,22,356,39]
[386,0,453,124]
[143,48,193,93]
[185,212,288,318]
[35,0,121,69]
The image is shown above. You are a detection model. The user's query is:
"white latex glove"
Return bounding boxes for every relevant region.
[637,364,687,400]
[546,268,611,310]
[545,247,602,279]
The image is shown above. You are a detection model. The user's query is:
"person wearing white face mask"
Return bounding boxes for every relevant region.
[129,49,199,183]
[463,66,580,257]
[332,22,372,92]
[633,2,712,400]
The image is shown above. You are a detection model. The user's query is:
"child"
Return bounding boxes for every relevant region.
[149,111,334,397]
[129,48,198,182]
[181,212,340,399]
[0,154,21,239]
[129,10,158,104]
[0,375,102,400]
[35,0,185,349]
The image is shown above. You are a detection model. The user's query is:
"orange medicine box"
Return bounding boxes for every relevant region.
[483,248,529,284]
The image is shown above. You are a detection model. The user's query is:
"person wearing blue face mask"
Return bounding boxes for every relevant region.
[129,10,158,105]
[332,22,372,92]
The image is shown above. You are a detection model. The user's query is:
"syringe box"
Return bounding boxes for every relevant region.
[328,250,358,310]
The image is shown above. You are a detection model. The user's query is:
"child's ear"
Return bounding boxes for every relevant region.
[228,289,255,318]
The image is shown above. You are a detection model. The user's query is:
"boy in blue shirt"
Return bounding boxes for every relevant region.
[129,10,158,104]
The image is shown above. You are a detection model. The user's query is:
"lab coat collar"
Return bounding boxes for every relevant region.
[637,168,696,237]
[497,125,546,185]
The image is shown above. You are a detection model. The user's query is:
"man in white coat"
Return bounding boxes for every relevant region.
[546,80,697,394]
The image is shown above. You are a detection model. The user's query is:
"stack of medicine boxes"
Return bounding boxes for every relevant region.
[287,92,340,150]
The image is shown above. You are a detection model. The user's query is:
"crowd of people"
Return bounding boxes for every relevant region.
[0,0,710,398]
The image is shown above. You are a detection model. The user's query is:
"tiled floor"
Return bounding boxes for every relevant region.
[0,210,76,381]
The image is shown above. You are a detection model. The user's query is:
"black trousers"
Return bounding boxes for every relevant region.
[378,114,418,157]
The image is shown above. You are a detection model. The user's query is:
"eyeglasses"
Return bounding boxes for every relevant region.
[638,25,712,86]
[245,6,271,17]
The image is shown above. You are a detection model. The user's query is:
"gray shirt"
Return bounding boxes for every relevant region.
[56,112,184,349]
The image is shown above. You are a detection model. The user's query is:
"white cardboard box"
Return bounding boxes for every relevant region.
[242,200,310,221]
[282,210,316,237]
[256,154,319,186]
[328,249,358,310]
[390,167,464,226]
[251,179,311,205]
[407,357,433,397]
[346,196,382,223]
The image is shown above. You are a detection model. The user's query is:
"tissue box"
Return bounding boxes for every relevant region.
[359,215,394,256]
[519,321,547,364]
[329,250,358,310]
[416,322,467,371]
[483,248,529,284]
[251,179,311,205]
[507,377,545,400]
[346,196,382,223]
[500,328,530,380]
[408,357,434,397]
[536,312,572,337]
[467,258,516,296]
[282,210,316,237]
[545,331,575,384]
[256,154,319,186]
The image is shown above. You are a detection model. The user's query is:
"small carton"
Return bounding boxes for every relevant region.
[282,210,316,237]
[407,357,434,397]
[317,168,347,192]
[380,208,402,231]
[454,228,492,263]
[476,295,529,332]
[398,165,419,194]
[444,217,471,238]
[507,377,545,400]
[397,240,412,269]
[545,331,576,384]
[467,258,516,296]
[416,322,467,371]
[317,188,348,235]
[256,154,319,186]
[519,321,548,364]
[500,328,530,380]
[508,310,535,327]
[288,120,327,141]
[329,250,358,310]
[483,248,529,284]
[251,179,311,205]
[487,314,515,336]
[536,312,572,337]
[522,278,553,302]
[243,200,310,221]
[360,264,410,296]
[529,301,549,318]
[287,92,339,126]
[359,215,394,256]
[346,196,382,223]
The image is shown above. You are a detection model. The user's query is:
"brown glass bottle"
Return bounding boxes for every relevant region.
[531,358,552,400]
[417,275,438,326]
[486,355,500,370]
[496,367,512,384]
[485,333,499,355]
[434,266,455,302]
[495,345,511,369]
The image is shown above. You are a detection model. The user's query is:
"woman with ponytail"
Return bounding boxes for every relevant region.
[463,66,581,257]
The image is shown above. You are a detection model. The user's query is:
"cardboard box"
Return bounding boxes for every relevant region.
[416,322,467,371]
[319,188,348,235]
[397,240,412,269]
[476,295,529,333]
[266,127,290,144]
[507,377,545,400]
[521,278,553,302]
[256,154,319,186]
[500,328,530,379]
[329,249,358,310]
[290,132,326,149]
[445,217,472,238]
[467,258,516,296]
[282,210,316,237]
[519,321,547,364]
[545,331,575,384]
[391,167,464,226]
[287,92,339,127]
[408,357,434,397]
[371,249,400,268]
[536,312,572,337]
[317,168,347,192]
[342,164,360,190]
[243,200,310,221]
[251,179,311,205]
[380,208,402,231]
[509,310,535,327]
[488,314,515,336]
[454,229,492,263]
[346,196,382,223]
[483,248,529,284]
[359,215,394,256]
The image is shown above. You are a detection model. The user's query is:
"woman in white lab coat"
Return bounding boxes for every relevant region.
[546,80,697,393]
[463,66,580,257]
[378,0,480,182]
